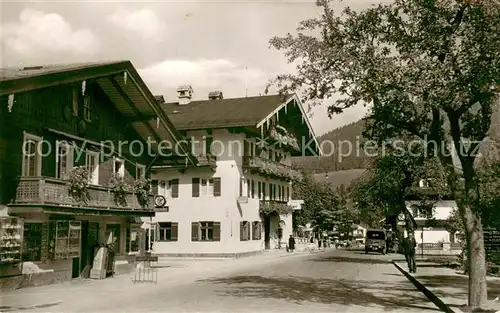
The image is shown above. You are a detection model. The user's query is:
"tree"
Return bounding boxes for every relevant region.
[349,143,448,230]
[293,173,353,234]
[270,0,500,308]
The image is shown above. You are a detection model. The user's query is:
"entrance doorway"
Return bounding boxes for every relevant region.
[264,215,271,250]
[80,221,99,278]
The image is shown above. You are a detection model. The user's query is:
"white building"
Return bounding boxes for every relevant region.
[405,199,458,244]
[144,88,321,256]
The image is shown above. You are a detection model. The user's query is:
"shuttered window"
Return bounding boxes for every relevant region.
[191,222,221,241]
[240,221,250,241]
[157,222,178,241]
[252,222,262,240]
[192,178,200,197]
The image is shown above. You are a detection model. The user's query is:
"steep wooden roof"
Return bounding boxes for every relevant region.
[161,94,293,130]
[0,61,197,166]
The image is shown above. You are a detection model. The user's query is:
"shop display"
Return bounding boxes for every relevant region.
[48,220,81,260]
[22,223,42,261]
[0,217,24,264]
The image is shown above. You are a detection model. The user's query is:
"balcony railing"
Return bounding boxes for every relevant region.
[13,177,154,211]
[259,200,293,216]
[195,154,217,167]
[243,156,302,181]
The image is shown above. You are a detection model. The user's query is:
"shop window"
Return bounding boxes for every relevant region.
[22,223,42,261]
[125,226,140,253]
[48,221,81,260]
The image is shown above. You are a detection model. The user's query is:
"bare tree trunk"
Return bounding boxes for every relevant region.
[462,203,488,309]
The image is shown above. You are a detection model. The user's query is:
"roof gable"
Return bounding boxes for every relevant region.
[1,61,197,166]
[161,94,291,130]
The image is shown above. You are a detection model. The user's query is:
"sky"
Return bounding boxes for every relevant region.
[0,0,379,136]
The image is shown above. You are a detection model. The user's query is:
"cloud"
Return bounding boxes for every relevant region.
[109,9,163,40]
[2,9,99,57]
[139,59,268,97]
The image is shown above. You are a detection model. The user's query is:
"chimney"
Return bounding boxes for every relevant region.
[208,91,223,100]
[176,85,193,105]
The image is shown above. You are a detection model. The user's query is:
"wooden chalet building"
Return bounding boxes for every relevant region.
[0,61,196,288]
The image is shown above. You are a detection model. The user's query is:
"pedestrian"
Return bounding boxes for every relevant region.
[308,236,315,252]
[288,235,295,252]
[403,232,417,273]
[318,236,322,249]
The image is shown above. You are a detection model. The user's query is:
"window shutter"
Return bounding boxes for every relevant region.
[171,179,179,198]
[154,223,160,242]
[240,222,244,241]
[213,222,221,241]
[151,180,158,194]
[205,137,213,154]
[213,178,221,197]
[171,222,178,241]
[247,179,251,197]
[191,222,199,241]
[192,178,200,197]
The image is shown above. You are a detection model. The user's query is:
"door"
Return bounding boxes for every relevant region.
[80,222,98,278]
[264,216,271,250]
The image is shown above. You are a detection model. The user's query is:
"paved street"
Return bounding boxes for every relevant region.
[1,250,442,313]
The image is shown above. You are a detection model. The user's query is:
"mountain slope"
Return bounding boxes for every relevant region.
[293,119,370,173]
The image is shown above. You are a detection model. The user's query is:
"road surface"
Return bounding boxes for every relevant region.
[1,249,440,313]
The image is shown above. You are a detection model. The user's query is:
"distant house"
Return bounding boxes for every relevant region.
[405,199,458,244]
[351,222,369,244]
[146,87,321,256]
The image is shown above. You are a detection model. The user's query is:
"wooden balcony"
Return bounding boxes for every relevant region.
[259,200,293,216]
[12,177,154,212]
[195,154,217,168]
[243,156,302,181]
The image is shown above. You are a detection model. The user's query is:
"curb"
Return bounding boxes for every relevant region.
[392,261,458,313]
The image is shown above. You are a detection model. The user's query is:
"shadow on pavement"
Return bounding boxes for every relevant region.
[198,275,441,311]
[415,275,500,300]
[310,255,391,264]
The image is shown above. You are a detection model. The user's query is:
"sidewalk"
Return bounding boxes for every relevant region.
[394,259,500,313]
[0,249,320,312]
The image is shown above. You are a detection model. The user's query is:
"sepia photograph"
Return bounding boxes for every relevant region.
[0,0,499,312]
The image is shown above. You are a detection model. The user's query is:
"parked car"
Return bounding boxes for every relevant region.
[365,229,387,254]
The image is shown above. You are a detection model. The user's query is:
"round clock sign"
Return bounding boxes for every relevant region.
[154,195,166,208]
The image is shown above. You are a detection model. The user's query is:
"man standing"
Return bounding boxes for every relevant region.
[288,235,295,252]
[404,232,417,273]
